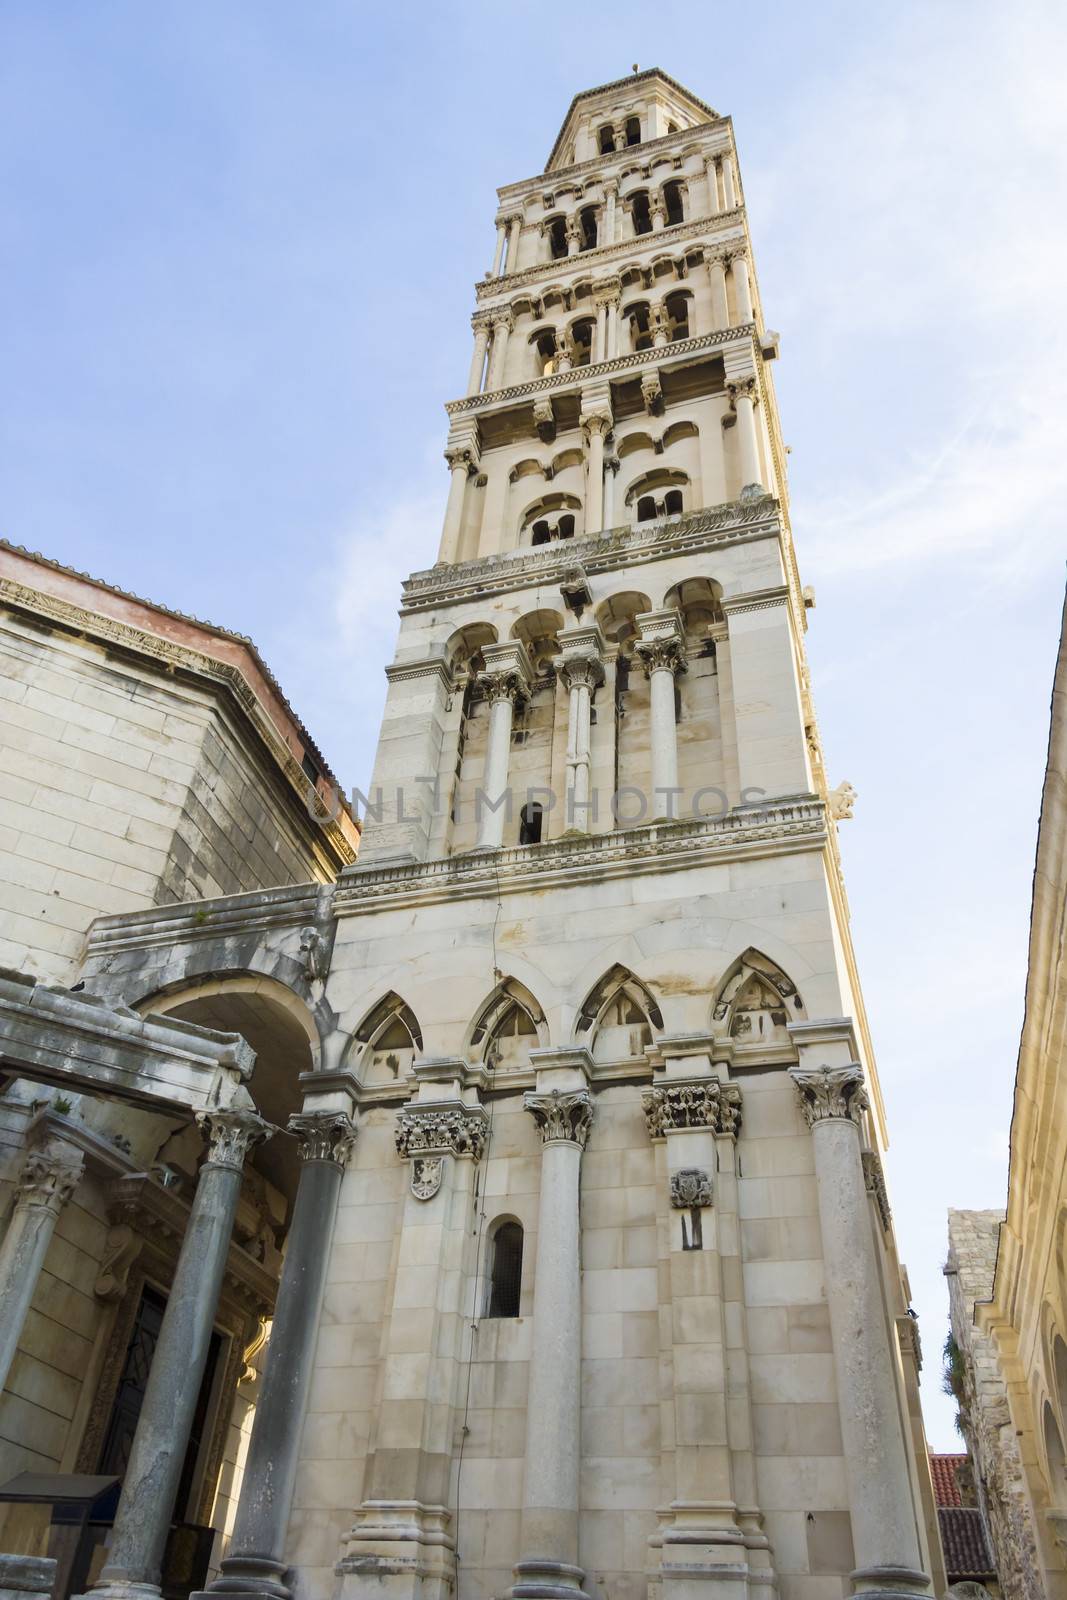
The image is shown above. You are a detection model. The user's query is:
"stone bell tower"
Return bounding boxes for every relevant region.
[321,67,945,1600]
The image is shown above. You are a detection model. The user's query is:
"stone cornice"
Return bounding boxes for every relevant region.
[448,323,755,416]
[384,658,454,689]
[335,800,826,914]
[401,495,783,614]
[0,576,357,867]
[84,880,332,959]
[475,209,744,302]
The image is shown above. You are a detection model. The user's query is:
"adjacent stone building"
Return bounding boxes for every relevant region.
[946,592,1067,1600]
[1,70,947,1600]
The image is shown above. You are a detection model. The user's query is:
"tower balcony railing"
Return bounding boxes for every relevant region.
[446,321,758,419]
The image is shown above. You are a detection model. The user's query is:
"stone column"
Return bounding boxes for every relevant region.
[491,219,507,277]
[467,317,491,396]
[730,254,754,324]
[593,302,608,364]
[438,445,476,565]
[82,1108,271,1600]
[581,409,611,534]
[603,182,618,244]
[722,155,737,210]
[487,311,513,391]
[708,257,730,331]
[0,1134,84,1397]
[508,1058,594,1600]
[603,455,619,530]
[651,192,667,232]
[566,216,581,257]
[635,610,687,817]
[726,379,763,495]
[558,623,605,832]
[790,1064,931,1600]
[506,214,522,272]
[705,158,721,216]
[606,296,620,359]
[338,1068,488,1600]
[476,641,533,850]
[193,1110,357,1600]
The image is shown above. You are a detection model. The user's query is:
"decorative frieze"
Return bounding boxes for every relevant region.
[790,1064,868,1128]
[394,1102,489,1161]
[642,1079,743,1140]
[524,1088,594,1147]
[289,1110,357,1167]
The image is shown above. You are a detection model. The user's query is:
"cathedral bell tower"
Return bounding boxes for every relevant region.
[332,69,944,1600]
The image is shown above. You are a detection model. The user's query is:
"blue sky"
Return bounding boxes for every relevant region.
[3,0,1066,1448]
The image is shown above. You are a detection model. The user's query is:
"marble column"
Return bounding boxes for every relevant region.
[467,318,491,396]
[566,216,581,257]
[705,159,721,217]
[581,410,610,534]
[491,220,507,277]
[193,1110,357,1600]
[603,182,618,245]
[506,215,522,272]
[476,641,533,850]
[508,1060,594,1600]
[438,448,475,565]
[487,312,513,391]
[651,194,667,232]
[81,1107,271,1600]
[635,610,687,817]
[593,302,608,364]
[790,1064,931,1600]
[0,1134,84,1397]
[603,455,619,530]
[722,156,737,210]
[726,380,762,494]
[708,257,730,331]
[606,297,620,359]
[730,254,754,324]
[558,624,605,831]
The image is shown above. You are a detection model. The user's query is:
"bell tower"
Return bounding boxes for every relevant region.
[335,69,944,1600]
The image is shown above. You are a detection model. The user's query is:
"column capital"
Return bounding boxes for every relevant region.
[288,1110,357,1168]
[592,277,622,308]
[790,1063,868,1127]
[478,639,534,701]
[395,1100,489,1161]
[195,1107,273,1172]
[471,308,496,332]
[634,608,686,677]
[559,653,604,692]
[642,1078,743,1141]
[524,1088,594,1148]
[491,306,515,332]
[16,1137,84,1214]
[863,1148,892,1229]
[445,445,478,474]
[726,375,759,408]
[580,409,612,439]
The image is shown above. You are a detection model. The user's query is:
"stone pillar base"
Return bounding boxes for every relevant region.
[72,1583,162,1600]
[0,1554,57,1600]
[851,1564,931,1600]
[336,1502,455,1600]
[652,1510,778,1600]
[191,1553,291,1600]
[506,1557,590,1600]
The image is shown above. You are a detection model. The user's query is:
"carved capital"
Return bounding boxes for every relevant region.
[790,1064,868,1128]
[642,1080,742,1140]
[289,1110,357,1168]
[478,667,526,705]
[560,653,604,692]
[445,447,476,474]
[726,377,758,409]
[634,635,686,677]
[492,308,515,333]
[581,410,612,440]
[640,371,664,415]
[196,1108,273,1173]
[16,1139,84,1214]
[524,1088,594,1148]
[395,1103,488,1161]
[670,1168,713,1209]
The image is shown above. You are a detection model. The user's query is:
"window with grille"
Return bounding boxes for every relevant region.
[488,1221,524,1317]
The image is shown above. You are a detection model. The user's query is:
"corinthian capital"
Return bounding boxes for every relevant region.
[16,1139,84,1214]
[196,1107,273,1172]
[524,1088,594,1148]
[559,653,604,692]
[642,1079,742,1141]
[790,1064,868,1128]
[726,377,758,408]
[395,1102,488,1161]
[289,1110,357,1168]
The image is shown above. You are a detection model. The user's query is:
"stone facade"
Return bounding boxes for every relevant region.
[963,591,1067,1599]
[945,1210,1041,1599]
[0,68,947,1600]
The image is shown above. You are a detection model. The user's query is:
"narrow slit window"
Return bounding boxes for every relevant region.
[488,1222,524,1317]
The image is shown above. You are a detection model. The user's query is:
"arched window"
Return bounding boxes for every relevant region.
[625,116,641,147]
[630,192,652,236]
[579,207,598,251]
[534,329,558,376]
[664,489,684,515]
[531,520,551,546]
[488,1221,524,1317]
[598,125,615,154]
[637,495,657,521]
[625,303,652,352]
[547,216,568,260]
[519,802,543,844]
[570,318,594,367]
[663,181,685,227]
[557,513,575,539]
[665,291,690,342]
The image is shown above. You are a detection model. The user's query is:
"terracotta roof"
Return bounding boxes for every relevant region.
[930,1453,967,1506]
[938,1507,996,1581]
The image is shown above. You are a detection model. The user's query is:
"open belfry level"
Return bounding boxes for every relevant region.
[0,71,946,1600]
